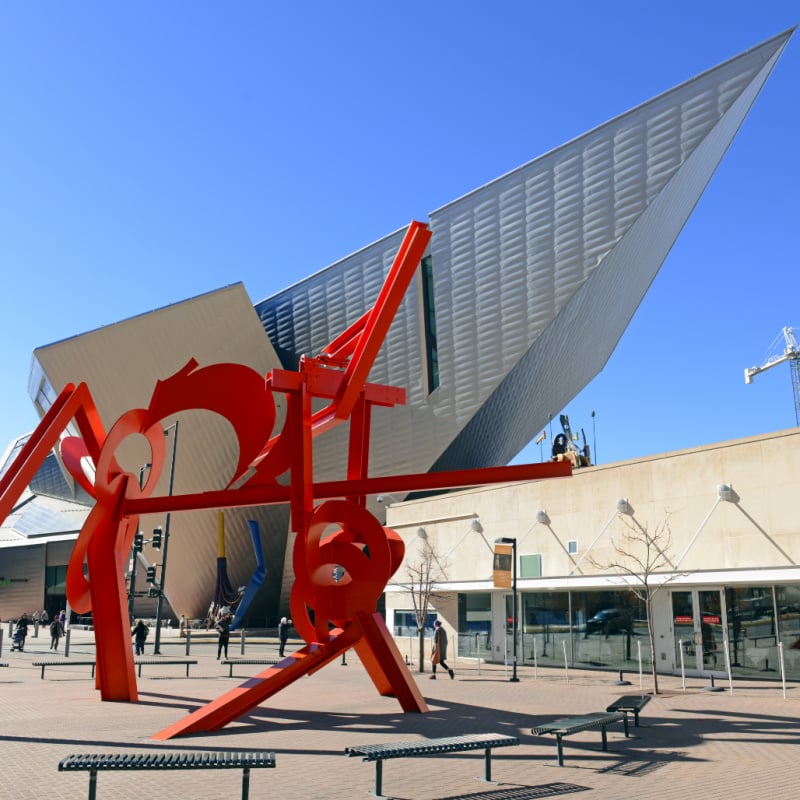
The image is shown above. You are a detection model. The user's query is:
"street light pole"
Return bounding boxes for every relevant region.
[128,464,151,621]
[495,536,519,682]
[153,421,178,655]
[510,538,519,682]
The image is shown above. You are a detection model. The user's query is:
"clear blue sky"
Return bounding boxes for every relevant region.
[0,3,797,467]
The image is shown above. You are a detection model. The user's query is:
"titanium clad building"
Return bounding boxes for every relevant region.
[2,29,794,629]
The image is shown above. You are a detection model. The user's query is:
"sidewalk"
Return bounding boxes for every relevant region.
[2,628,799,799]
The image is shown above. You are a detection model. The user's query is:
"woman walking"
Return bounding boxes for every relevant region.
[430,619,454,679]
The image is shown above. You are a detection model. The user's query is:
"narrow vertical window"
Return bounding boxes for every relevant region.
[420,255,439,393]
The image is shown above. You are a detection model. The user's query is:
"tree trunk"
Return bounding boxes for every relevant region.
[417,628,426,673]
[646,595,659,694]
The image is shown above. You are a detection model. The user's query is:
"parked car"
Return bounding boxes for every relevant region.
[585,608,631,637]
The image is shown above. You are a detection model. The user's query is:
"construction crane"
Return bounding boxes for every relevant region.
[744,326,800,426]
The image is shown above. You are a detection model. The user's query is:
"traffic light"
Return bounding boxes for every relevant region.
[146,565,157,583]
[151,527,162,549]
[133,531,144,553]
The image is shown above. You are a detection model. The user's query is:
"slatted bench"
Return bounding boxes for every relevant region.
[134,657,197,677]
[532,711,628,767]
[220,656,280,677]
[32,659,96,680]
[606,694,651,727]
[345,732,519,798]
[58,751,275,800]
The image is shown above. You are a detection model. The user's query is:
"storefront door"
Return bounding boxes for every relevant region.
[670,588,726,675]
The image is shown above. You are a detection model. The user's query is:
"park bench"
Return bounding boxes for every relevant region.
[345,732,519,798]
[134,657,197,677]
[532,711,628,767]
[220,656,280,677]
[58,750,275,800]
[32,659,96,680]
[606,694,651,727]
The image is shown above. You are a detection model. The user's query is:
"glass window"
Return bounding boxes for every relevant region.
[457,593,492,657]
[776,585,800,678]
[393,609,436,637]
[420,255,439,393]
[519,554,542,578]
[725,586,776,674]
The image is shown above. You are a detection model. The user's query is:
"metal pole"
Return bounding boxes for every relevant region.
[637,640,643,688]
[154,421,178,655]
[511,538,519,682]
[724,636,733,694]
[679,638,686,692]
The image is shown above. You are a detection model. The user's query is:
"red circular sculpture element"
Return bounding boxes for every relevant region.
[290,500,405,644]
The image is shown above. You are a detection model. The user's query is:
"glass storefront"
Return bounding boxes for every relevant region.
[514,590,648,672]
[454,583,800,679]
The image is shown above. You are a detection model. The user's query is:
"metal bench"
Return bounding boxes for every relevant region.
[345,732,519,798]
[59,751,275,800]
[134,657,197,677]
[606,694,651,727]
[32,659,96,680]
[532,711,628,767]
[220,656,280,677]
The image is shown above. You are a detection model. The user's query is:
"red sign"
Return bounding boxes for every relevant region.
[674,615,692,624]
[702,614,721,625]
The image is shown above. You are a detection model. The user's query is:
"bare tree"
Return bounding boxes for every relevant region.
[590,515,679,694]
[403,539,447,672]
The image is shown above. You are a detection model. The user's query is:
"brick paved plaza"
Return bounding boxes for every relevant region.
[1,628,798,800]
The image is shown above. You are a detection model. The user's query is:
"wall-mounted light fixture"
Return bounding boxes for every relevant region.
[416,527,428,539]
[718,484,733,502]
[616,498,630,514]
[470,519,483,533]
[535,509,549,525]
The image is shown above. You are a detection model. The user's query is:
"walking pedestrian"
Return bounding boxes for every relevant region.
[49,616,64,650]
[216,610,232,659]
[430,619,454,679]
[132,619,149,656]
[278,616,292,657]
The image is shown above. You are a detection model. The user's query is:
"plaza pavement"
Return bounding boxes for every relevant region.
[1,627,799,800]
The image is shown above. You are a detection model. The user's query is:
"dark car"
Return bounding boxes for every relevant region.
[585,608,631,637]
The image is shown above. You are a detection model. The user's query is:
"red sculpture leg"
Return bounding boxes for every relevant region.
[153,610,426,739]
[153,624,364,739]
[88,513,140,701]
[353,611,428,712]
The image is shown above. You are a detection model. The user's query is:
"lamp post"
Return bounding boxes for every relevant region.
[153,421,179,655]
[495,536,519,682]
[128,464,151,621]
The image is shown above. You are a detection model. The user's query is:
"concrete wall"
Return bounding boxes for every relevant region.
[386,427,800,585]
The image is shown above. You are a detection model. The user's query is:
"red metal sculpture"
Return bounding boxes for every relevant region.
[0,221,571,738]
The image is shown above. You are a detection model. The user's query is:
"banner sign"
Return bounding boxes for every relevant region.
[493,544,513,589]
